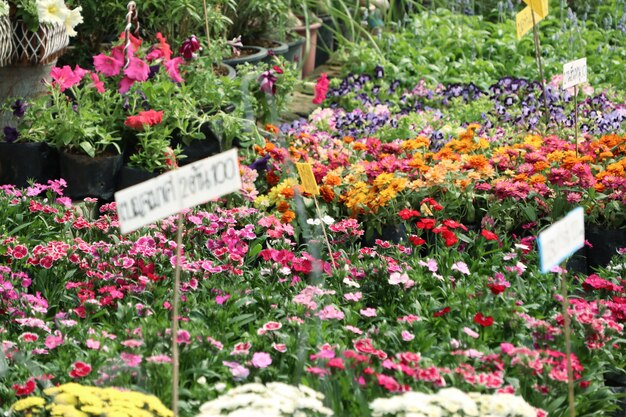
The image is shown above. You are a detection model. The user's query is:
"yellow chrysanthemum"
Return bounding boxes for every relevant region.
[12,396,46,412]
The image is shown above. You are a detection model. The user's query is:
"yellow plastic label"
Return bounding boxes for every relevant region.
[516,5,544,39]
[296,163,320,195]
[523,0,548,18]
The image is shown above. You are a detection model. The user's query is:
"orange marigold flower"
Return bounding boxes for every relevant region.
[320,185,335,203]
[352,142,367,151]
[533,161,549,172]
[267,171,280,186]
[281,210,296,224]
[529,174,546,184]
[464,155,490,171]
[276,201,290,213]
[265,124,279,133]
[343,136,354,143]
[324,173,341,186]
[280,186,295,199]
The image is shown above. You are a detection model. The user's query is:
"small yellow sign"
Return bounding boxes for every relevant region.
[523,0,548,18]
[296,163,320,196]
[516,5,544,39]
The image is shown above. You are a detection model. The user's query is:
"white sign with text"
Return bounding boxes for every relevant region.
[537,207,585,273]
[115,148,241,234]
[562,58,588,90]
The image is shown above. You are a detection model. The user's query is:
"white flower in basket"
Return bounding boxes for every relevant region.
[0,1,11,67]
[7,0,82,65]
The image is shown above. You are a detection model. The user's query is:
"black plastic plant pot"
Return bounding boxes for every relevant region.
[284,37,305,64]
[179,129,221,167]
[363,223,407,247]
[221,63,237,80]
[59,151,122,201]
[116,164,159,191]
[0,142,59,188]
[223,46,268,68]
[586,227,626,270]
[316,15,335,67]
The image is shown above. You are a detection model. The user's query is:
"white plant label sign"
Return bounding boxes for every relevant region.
[562,58,587,89]
[115,148,241,234]
[537,207,585,273]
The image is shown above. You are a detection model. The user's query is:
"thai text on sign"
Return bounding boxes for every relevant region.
[516,6,545,39]
[537,207,585,273]
[296,162,320,195]
[562,58,587,89]
[115,148,242,234]
[523,0,548,18]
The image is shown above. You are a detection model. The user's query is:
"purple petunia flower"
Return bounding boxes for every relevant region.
[258,70,277,95]
[3,126,19,143]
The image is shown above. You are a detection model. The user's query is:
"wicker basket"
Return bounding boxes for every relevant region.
[0,15,12,67]
[10,20,69,65]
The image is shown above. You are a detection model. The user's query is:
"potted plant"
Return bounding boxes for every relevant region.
[287,6,322,76]
[0,97,59,187]
[31,65,124,200]
[0,0,12,67]
[0,0,81,100]
[116,108,180,190]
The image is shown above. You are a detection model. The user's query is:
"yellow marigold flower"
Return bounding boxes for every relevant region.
[12,396,46,411]
[352,142,367,151]
[523,134,543,148]
[547,150,566,162]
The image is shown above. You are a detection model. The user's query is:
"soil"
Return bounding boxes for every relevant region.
[227,47,261,59]
[212,65,229,77]
[252,39,280,49]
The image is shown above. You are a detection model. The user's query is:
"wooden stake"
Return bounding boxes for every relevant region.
[531,11,550,128]
[313,196,337,271]
[574,85,579,158]
[560,267,576,417]
[171,212,184,417]
[203,0,211,48]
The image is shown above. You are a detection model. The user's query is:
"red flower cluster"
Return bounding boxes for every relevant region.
[124,110,164,131]
[474,312,494,327]
[69,361,92,378]
[12,379,36,396]
[398,208,420,220]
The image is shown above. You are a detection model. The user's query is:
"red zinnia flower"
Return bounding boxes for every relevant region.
[481,229,499,241]
[474,312,494,327]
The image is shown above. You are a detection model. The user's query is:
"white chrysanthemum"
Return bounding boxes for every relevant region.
[196,382,332,417]
[63,6,83,37]
[433,388,478,415]
[36,0,67,24]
